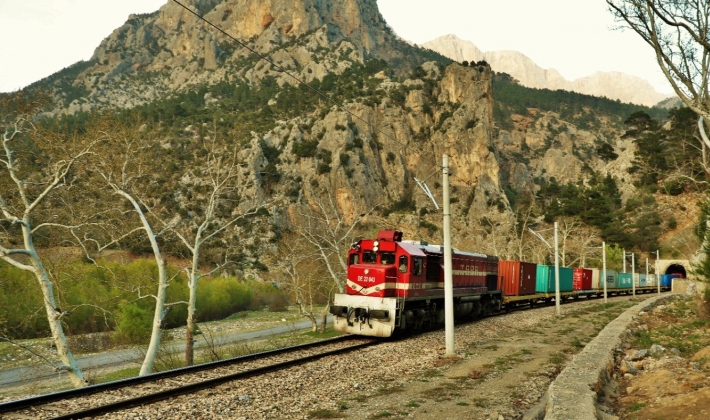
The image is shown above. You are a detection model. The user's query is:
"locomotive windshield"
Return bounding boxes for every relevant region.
[348,253,359,266]
[363,251,377,263]
[380,252,395,265]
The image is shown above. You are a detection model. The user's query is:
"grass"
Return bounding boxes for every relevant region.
[94,367,141,383]
[557,327,575,336]
[628,402,646,412]
[473,397,490,408]
[420,380,472,402]
[309,408,343,418]
[571,337,584,348]
[549,352,566,364]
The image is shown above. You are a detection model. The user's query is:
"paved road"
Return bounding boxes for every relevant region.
[0,317,332,389]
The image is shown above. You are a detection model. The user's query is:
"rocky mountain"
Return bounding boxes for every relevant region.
[423,34,674,107]
[18,0,698,263]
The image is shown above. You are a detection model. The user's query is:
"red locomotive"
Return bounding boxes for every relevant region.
[330,230,502,337]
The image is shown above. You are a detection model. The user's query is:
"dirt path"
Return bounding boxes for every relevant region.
[330,295,648,420]
[612,296,710,420]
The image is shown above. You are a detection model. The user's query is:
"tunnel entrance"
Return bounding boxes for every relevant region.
[665,264,687,278]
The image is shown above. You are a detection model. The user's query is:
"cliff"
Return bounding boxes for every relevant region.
[423,34,674,107]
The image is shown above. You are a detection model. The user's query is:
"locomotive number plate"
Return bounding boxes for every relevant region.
[358,276,377,283]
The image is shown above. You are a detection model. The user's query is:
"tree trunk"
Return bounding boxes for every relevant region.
[139,258,168,376]
[23,223,87,387]
[117,191,170,377]
[320,303,330,334]
[185,249,200,366]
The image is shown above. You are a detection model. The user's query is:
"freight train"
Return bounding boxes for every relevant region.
[330,230,670,337]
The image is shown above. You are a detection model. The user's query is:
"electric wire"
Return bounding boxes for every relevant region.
[171,0,415,153]
[169,0,465,207]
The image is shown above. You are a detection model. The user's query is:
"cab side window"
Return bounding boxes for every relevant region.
[363,251,377,263]
[349,253,359,266]
[413,258,423,276]
[398,256,408,273]
[380,252,395,265]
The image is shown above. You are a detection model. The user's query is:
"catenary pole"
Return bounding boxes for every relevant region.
[656,250,661,294]
[554,222,560,316]
[443,154,455,356]
[623,249,626,273]
[602,241,607,304]
[646,257,649,289]
[631,252,636,296]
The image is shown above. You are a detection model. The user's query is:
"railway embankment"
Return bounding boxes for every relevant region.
[542,293,678,420]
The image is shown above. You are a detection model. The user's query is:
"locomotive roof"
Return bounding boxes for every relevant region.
[415,243,490,259]
[397,242,427,257]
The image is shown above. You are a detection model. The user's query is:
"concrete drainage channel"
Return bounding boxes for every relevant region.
[524,293,678,420]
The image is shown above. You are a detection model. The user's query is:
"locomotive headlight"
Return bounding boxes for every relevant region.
[374,241,379,247]
[373,246,379,252]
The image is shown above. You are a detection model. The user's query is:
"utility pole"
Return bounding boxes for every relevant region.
[602,241,607,304]
[631,252,636,296]
[443,154,455,356]
[655,250,661,295]
[646,257,649,289]
[554,222,560,316]
[623,249,626,273]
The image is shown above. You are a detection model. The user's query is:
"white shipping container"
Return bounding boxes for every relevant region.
[590,268,600,289]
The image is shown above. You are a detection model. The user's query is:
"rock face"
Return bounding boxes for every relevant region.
[423,34,674,107]
[39,0,436,114]
[25,0,687,260]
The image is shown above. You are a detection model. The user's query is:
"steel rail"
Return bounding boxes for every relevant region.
[51,339,379,420]
[0,335,354,414]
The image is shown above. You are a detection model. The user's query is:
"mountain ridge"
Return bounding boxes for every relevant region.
[422,34,674,107]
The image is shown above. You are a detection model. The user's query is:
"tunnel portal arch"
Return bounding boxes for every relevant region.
[657,259,691,280]
[665,264,687,278]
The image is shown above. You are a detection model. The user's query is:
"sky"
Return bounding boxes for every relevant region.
[0,0,674,94]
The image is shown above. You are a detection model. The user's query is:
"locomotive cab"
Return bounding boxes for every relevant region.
[331,229,501,337]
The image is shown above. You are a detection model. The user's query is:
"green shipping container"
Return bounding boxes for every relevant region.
[618,273,633,288]
[600,270,618,287]
[535,265,574,293]
[550,266,574,292]
[536,265,551,293]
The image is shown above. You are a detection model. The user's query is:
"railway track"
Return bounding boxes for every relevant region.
[0,335,379,419]
[0,290,667,419]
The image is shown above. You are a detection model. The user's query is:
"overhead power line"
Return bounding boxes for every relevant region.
[170,0,412,152]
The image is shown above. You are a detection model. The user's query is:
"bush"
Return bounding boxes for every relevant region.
[196,277,253,321]
[662,179,686,195]
[667,217,678,230]
[292,139,319,159]
[247,281,289,311]
[317,163,331,174]
[114,304,153,344]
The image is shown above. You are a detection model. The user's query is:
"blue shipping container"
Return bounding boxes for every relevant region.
[600,270,618,287]
[618,273,633,289]
[661,274,679,288]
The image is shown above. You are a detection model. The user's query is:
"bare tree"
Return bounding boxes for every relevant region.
[556,217,602,267]
[0,92,97,387]
[606,1,709,120]
[607,0,710,270]
[291,189,378,293]
[168,131,274,366]
[270,234,336,333]
[89,120,186,376]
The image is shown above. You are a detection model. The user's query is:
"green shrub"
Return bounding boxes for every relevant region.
[115,304,153,344]
[292,139,319,159]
